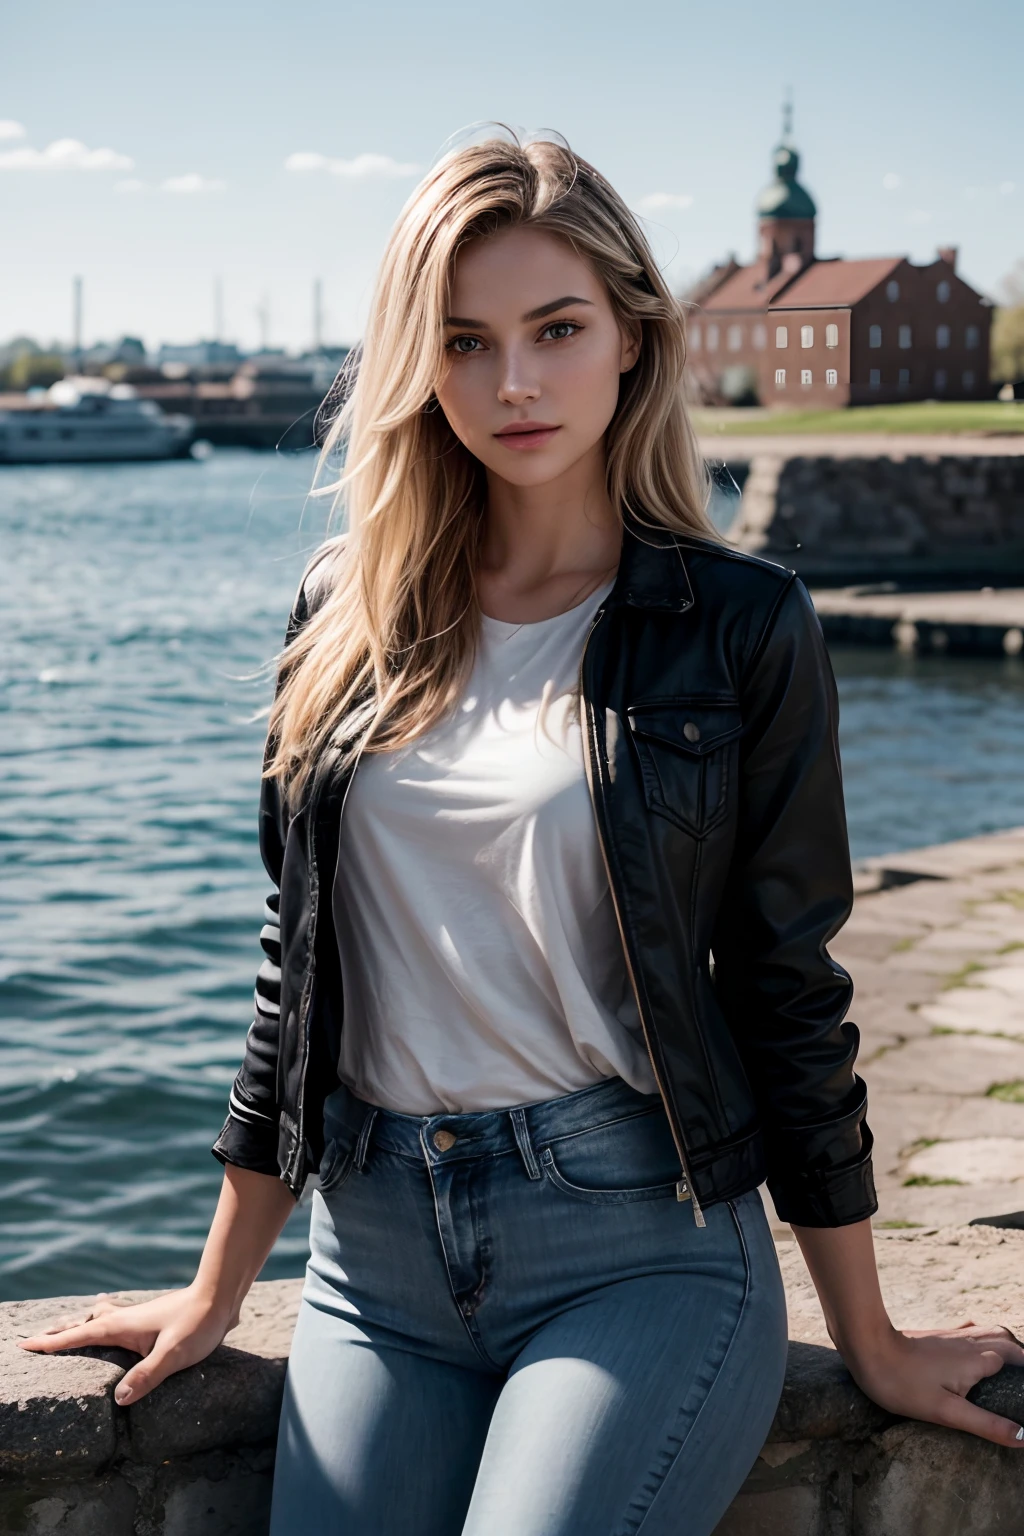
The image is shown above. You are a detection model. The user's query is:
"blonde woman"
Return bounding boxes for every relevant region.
[23,135,1024,1534]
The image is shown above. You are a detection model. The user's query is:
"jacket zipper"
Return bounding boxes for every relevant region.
[294,743,365,1187]
[579,608,706,1229]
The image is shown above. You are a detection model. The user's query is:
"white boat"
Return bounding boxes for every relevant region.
[0,378,194,463]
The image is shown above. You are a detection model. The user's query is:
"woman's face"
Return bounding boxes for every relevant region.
[435,226,639,489]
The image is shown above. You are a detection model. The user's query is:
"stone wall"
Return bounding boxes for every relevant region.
[4,1230,1024,1536]
[725,451,1024,585]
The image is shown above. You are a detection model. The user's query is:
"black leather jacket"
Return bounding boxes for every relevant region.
[213,524,876,1229]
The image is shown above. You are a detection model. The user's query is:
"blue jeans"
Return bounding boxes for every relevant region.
[270,1077,787,1536]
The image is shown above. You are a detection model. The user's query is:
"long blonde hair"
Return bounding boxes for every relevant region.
[267,133,715,804]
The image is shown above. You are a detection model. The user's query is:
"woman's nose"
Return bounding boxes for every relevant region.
[496,348,540,406]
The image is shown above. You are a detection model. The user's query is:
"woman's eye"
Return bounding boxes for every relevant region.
[542,321,580,342]
[449,336,483,354]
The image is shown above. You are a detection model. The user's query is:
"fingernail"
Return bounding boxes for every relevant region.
[1016,1427,1023,1442]
[114,1384,132,1406]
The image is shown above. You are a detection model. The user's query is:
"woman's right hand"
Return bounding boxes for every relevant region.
[18,1283,240,1405]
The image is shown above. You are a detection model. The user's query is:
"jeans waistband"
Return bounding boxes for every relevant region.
[323,1075,664,1180]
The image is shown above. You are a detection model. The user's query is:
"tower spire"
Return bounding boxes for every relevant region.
[782,90,793,143]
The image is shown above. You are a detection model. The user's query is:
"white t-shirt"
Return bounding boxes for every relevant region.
[332,580,657,1114]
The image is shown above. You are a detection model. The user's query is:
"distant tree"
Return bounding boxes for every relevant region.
[992,260,1024,383]
[0,350,65,391]
[0,335,41,370]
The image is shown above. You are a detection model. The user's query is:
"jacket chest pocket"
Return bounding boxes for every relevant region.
[627,697,742,839]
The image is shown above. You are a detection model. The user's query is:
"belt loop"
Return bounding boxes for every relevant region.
[510,1107,541,1180]
[354,1107,378,1171]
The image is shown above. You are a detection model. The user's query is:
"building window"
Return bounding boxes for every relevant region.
[706,324,719,352]
[775,326,788,348]
[966,325,979,349]
[801,369,812,386]
[800,325,814,348]
[752,323,767,350]
[898,368,910,389]
[825,324,839,349]
[886,280,900,302]
[690,324,701,352]
[936,325,950,349]
[963,370,975,390]
[825,368,838,387]
[727,324,743,351]
[869,369,881,389]
[937,280,951,303]
[898,325,912,349]
[934,369,947,391]
[775,368,786,387]
[869,325,882,348]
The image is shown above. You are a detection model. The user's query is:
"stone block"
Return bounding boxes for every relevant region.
[127,1342,287,1464]
[0,1474,136,1535]
[713,1484,836,1536]
[157,1449,274,1536]
[853,1422,1024,1535]
[0,1294,125,1477]
[769,1344,889,1442]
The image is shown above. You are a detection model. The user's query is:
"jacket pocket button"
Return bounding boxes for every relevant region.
[433,1130,458,1152]
[683,721,701,743]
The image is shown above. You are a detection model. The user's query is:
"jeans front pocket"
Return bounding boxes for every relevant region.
[318,1136,356,1196]
[538,1105,679,1205]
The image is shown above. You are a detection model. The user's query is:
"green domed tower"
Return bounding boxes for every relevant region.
[757,103,817,277]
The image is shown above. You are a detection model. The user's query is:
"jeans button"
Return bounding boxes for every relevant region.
[433,1130,457,1152]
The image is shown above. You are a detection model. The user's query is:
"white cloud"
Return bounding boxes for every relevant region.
[285,150,419,179]
[0,137,134,171]
[882,173,902,191]
[0,120,26,141]
[115,178,147,194]
[1000,181,1016,196]
[638,192,694,211]
[161,173,226,194]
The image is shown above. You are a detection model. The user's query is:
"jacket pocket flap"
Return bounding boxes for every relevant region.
[627,698,743,756]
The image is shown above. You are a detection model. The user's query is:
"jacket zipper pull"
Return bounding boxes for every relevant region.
[677,1177,707,1228]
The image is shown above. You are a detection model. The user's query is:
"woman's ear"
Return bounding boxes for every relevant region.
[619,322,641,374]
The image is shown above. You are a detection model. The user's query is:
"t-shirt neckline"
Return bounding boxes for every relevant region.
[479,577,615,643]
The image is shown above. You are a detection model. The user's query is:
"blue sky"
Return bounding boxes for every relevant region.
[3,0,1021,351]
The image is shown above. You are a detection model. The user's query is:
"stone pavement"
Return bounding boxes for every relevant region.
[836,825,1024,1233]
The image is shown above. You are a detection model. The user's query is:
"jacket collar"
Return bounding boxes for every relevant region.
[613,520,695,612]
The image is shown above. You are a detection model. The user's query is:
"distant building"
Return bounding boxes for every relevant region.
[155,340,243,371]
[686,117,992,408]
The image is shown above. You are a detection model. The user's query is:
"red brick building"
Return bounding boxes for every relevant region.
[686,123,991,408]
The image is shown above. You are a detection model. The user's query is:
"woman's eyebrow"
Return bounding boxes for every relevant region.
[443,296,595,328]
[523,295,594,322]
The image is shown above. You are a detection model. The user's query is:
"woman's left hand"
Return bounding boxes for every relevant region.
[844,1320,1024,1447]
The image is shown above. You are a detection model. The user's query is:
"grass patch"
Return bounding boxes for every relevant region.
[986,1080,1024,1103]
[903,1175,964,1187]
[903,1137,940,1156]
[998,942,1024,955]
[941,960,985,991]
[990,890,1024,911]
[891,935,919,953]
[693,400,1024,437]
[875,1219,924,1229]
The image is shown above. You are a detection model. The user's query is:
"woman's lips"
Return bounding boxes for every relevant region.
[492,424,561,451]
